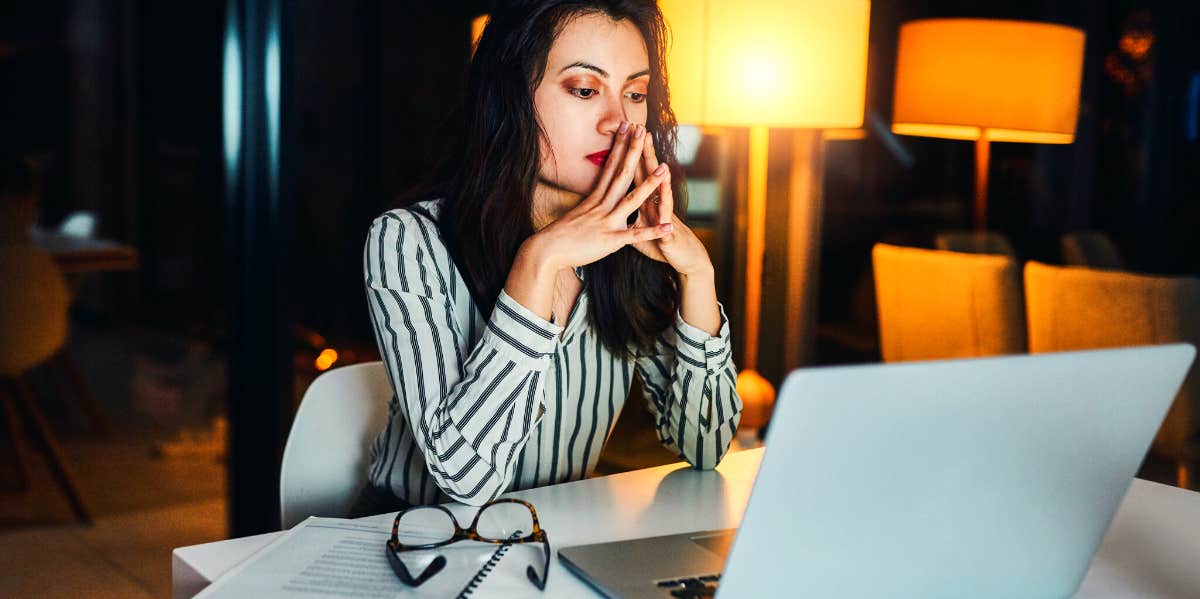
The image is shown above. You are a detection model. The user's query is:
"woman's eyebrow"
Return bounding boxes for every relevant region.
[625,68,650,81]
[560,61,650,81]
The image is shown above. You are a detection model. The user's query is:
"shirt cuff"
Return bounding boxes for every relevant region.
[481,289,563,366]
[672,303,732,375]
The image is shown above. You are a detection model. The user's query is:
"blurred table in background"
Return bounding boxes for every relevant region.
[30,227,139,274]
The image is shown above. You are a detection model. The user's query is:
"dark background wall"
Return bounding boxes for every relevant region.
[3,0,1197,378]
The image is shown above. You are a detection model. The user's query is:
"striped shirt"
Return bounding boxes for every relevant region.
[362,199,742,507]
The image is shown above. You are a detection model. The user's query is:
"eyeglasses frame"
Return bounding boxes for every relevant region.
[384,498,551,589]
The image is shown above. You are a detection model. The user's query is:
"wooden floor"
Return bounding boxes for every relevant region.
[0,425,228,597]
[0,313,228,598]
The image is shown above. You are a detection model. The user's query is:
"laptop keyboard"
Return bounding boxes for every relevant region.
[656,573,720,597]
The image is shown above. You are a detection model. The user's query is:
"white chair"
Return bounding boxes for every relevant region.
[279,361,392,529]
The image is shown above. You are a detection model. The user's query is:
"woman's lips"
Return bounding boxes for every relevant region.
[586,150,609,165]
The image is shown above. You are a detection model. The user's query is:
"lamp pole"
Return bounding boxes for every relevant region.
[974,135,991,231]
[741,126,768,372]
[734,126,776,430]
[785,130,825,368]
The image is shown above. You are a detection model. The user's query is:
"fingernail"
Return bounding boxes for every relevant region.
[618,122,629,134]
[660,223,674,232]
[654,163,668,176]
[635,125,645,138]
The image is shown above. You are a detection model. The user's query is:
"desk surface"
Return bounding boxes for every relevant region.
[173,448,1200,598]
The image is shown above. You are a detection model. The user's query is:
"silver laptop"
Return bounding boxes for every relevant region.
[558,344,1195,598]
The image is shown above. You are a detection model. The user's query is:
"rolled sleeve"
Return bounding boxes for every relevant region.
[636,302,741,470]
[480,289,563,367]
[672,304,733,375]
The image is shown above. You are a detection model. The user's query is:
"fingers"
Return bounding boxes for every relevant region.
[637,132,659,224]
[612,161,669,222]
[639,131,674,225]
[588,122,632,206]
[656,168,675,226]
[602,124,647,207]
[633,132,677,226]
[619,222,674,245]
[641,130,660,177]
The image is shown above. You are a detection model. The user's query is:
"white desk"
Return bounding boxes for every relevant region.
[173,448,1200,598]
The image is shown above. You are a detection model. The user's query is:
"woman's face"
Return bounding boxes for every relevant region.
[533,13,650,198]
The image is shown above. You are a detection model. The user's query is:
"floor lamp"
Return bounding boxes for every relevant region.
[891,19,1086,231]
[661,0,871,429]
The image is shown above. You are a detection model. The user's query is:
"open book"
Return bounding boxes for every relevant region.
[196,516,543,598]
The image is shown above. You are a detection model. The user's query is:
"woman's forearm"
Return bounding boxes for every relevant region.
[679,266,721,337]
[507,235,720,336]
[504,236,561,322]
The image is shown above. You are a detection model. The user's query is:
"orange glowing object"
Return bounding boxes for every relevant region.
[661,0,870,129]
[315,348,338,371]
[891,18,1085,229]
[892,18,1085,144]
[736,369,777,430]
[471,14,488,57]
[659,1,871,430]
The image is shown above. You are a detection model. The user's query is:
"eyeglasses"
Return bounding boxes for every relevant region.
[385,498,551,590]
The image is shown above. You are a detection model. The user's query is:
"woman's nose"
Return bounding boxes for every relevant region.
[597,95,628,135]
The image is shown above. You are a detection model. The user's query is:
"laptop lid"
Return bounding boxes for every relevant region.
[718,344,1195,599]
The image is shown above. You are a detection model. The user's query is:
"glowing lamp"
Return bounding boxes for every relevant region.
[892,18,1085,229]
[471,14,488,56]
[662,0,869,128]
[661,0,871,429]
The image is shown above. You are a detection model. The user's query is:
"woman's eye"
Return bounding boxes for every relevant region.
[627,92,646,103]
[570,87,598,99]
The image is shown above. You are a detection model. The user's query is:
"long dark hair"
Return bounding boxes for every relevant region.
[413,0,686,360]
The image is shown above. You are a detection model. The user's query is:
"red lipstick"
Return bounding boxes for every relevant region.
[586,150,609,165]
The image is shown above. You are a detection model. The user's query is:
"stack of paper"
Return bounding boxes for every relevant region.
[196,516,545,598]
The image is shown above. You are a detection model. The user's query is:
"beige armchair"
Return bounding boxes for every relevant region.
[872,243,1026,363]
[1024,261,1200,454]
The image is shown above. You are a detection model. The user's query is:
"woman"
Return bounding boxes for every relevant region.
[357,0,742,514]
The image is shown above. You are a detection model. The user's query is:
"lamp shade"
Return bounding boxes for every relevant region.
[661,0,870,129]
[470,14,489,57]
[892,18,1085,144]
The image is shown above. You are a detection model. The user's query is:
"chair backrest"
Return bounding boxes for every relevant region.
[934,230,1015,256]
[1024,261,1200,453]
[0,246,69,376]
[873,243,1026,363]
[1060,230,1123,270]
[280,361,392,529]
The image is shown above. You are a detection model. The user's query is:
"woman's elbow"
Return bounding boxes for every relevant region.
[426,461,505,506]
[445,487,495,507]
